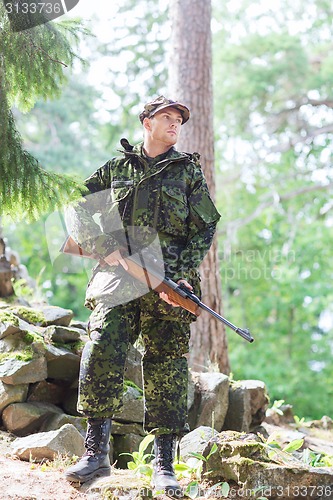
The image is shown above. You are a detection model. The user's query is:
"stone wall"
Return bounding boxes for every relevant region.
[0,301,269,464]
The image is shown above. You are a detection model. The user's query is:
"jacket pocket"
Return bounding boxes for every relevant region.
[160,181,189,236]
[110,180,134,203]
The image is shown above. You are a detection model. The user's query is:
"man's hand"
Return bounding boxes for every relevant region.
[159,279,193,307]
[102,249,128,270]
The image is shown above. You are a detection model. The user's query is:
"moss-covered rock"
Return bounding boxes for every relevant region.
[202,430,333,497]
[8,306,46,326]
[0,311,19,326]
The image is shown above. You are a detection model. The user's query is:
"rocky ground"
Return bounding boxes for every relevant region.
[1,416,333,500]
[0,429,187,500]
[0,430,91,499]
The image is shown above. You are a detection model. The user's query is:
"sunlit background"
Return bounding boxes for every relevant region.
[3,0,333,420]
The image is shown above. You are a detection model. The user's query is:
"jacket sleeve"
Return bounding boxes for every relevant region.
[65,162,119,258]
[173,161,221,282]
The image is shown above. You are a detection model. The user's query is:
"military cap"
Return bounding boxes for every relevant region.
[139,95,190,124]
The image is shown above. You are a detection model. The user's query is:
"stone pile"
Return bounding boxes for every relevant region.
[0,299,270,467]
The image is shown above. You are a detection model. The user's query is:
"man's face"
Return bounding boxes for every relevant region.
[145,107,183,146]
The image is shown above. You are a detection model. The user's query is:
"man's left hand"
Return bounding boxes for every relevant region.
[159,279,192,307]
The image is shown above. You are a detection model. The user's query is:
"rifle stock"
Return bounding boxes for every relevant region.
[61,236,254,342]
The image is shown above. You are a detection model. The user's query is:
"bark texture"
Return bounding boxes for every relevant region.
[168,0,230,373]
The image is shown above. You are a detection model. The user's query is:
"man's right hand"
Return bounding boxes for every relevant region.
[102,250,128,270]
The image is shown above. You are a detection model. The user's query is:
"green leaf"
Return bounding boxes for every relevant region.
[185,481,200,499]
[138,465,153,477]
[174,463,191,472]
[188,452,205,461]
[206,442,218,460]
[221,482,230,497]
[283,439,304,453]
[139,434,155,455]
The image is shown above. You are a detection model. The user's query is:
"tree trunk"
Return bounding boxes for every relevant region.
[168,0,230,374]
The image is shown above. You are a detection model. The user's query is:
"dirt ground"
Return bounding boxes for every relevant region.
[0,430,107,500]
[0,430,162,500]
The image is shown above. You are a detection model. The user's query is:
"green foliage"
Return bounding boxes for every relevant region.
[97,0,169,142]
[0,5,89,220]
[0,310,19,325]
[1,13,88,111]
[120,433,154,479]
[175,443,218,482]
[23,331,44,344]
[0,346,34,363]
[213,0,333,420]
[265,432,333,467]
[124,379,144,397]
[184,480,230,499]
[15,75,111,177]
[301,448,333,467]
[8,305,45,325]
[122,435,230,498]
[270,400,285,416]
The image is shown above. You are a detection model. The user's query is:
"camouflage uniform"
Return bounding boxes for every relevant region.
[69,140,220,436]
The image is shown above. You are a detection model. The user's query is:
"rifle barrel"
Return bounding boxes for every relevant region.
[197,301,254,343]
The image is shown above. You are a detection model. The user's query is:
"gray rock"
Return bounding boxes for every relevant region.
[203,430,333,497]
[69,320,88,331]
[189,372,229,431]
[43,325,82,344]
[222,380,252,432]
[0,332,31,354]
[113,433,147,468]
[0,320,20,339]
[27,380,65,405]
[265,403,295,426]
[112,421,145,436]
[17,318,45,335]
[113,386,144,424]
[43,344,80,383]
[187,372,196,413]
[0,356,47,385]
[61,387,79,416]
[0,380,29,414]
[240,379,270,429]
[2,401,63,435]
[12,423,85,461]
[180,426,218,467]
[40,413,86,437]
[124,345,143,389]
[33,305,73,327]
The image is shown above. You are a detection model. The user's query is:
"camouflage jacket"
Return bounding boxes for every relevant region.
[68,140,220,284]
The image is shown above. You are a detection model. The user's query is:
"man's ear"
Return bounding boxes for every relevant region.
[143,117,152,132]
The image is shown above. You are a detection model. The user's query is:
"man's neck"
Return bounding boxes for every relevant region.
[143,139,172,158]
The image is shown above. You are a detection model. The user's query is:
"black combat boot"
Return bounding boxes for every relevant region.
[152,433,183,497]
[65,418,111,483]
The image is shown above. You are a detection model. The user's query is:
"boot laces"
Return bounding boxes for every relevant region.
[84,419,106,456]
[156,434,175,473]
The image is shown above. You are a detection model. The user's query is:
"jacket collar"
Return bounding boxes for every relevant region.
[120,139,188,162]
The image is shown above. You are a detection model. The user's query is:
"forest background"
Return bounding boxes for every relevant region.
[2,0,333,422]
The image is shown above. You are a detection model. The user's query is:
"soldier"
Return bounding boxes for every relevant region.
[64,96,221,496]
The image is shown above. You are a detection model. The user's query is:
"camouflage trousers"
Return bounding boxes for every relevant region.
[77,289,192,436]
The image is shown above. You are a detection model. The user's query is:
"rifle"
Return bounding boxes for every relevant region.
[61,236,254,343]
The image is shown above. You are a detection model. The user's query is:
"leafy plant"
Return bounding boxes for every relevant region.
[29,452,79,471]
[293,415,306,429]
[301,448,333,468]
[184,479,230,499]
[270,399,285,416]
[120,433,154,479]
[174,442,219,481]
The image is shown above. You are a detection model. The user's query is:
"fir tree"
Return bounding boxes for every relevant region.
[0,5,88,220]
